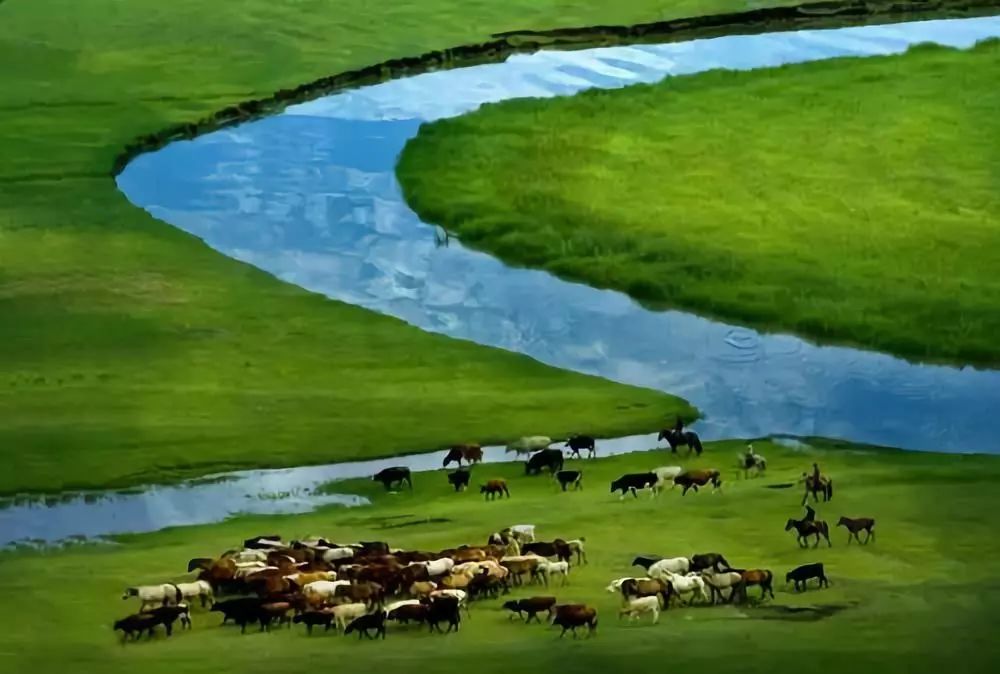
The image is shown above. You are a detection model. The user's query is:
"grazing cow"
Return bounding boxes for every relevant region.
[525,448,565,476]
[292,609,336,634]
[507,436,552,455]
[631,555,663,570]
[610,472,659,499]
[426,595,462,633]
[566,538,587,565]
[837,516,876,544]
[447,469,471,492]
[503,596,557,623]
[122,584,183,612]
[786,563,829,592]
[113,613,163,641]
[372,467,412,491]
[481,479,510,500]
[647,557,690,580]
[565,435,596,459]
[555,470,583,491]
[785,517,832,548]
[521,539,572,563]
[550,604,598,639]
[739,569,775,600]
[689,553,731,573]
[619,595,661,624]
[442,444,483,467]
[673,469,722,495]
[344,610,386,640]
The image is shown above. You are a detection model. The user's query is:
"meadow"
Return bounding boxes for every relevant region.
[1,439,998,673]
[398,40,1000,366]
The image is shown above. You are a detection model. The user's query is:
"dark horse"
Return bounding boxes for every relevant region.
[801,473,833,504]
[785,517,832,548]
[442,444,483,468]
[837,516,876,544]
[565,435,596,459]
[658,418,703,455]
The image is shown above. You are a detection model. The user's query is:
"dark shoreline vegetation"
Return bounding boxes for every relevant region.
[397,38,1000,366]
[2,438,1000,672]
[6,3,996,497]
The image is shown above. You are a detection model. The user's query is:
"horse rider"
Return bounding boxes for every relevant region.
[812,462,822,486]
[803,504,817,522]
[743,444,757,470]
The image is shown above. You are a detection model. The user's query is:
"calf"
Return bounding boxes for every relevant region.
[372,467,412,491]
[447,469,471,492]
[344,610,386,640]
[556,470,583,491]
[481,479,510,500]
[610,472,658,499]
[502,596,556,623]
[113,613,162,641]
[550,604,598,639]
[619,595,661,624]
[786,563,829,592]
[292,610,336,635]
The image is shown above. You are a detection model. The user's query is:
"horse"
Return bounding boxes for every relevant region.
[658,428,703,455]
[565,435,596,459]
[837,516,875,544]
[442,444,483,468]
[800,473,833,504]
[737,444,766,478]
[785,517,832,548]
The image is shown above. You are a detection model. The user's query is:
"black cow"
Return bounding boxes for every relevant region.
[525,448,564,476]
[555,470,583,491]
[610,472,658,498]
[565,435,596,459]
[447,469,471,492]
[372,467,412,491]
[427,596,462,633]
[786,563,829,591]
[344,610,386,640]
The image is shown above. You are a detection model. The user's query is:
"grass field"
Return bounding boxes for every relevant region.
[5,0,825,495]
[398,40,1000,366]
[2,439,998,673]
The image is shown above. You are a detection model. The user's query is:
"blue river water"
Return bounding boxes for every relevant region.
[5,16,1000,547]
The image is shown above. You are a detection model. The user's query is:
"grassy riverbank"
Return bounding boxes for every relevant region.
[1,439,998,673]
[398,40,1000,366]
[6,0,818,495]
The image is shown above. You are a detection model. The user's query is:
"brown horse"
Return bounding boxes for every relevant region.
[801,473,833,504]
[739,569,775,600]
[785,517,832,548]
[443,444,483,467]
[837,516,876,544]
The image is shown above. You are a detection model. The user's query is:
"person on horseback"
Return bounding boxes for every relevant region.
[803,504,816,522]
[743,444,757,470]
[812,462,821,485]
[673,416,684,434]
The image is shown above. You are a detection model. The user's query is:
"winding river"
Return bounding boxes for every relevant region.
[4,16,1000,547]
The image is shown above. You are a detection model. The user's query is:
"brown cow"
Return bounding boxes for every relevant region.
[443,444,483,467]
[551,604,598,638]
[674,469,722,495]
[481,479,510,500]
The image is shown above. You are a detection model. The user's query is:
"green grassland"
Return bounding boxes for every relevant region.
[5,0,822,495]
[2,439,998,673]
[397,40,1000,366]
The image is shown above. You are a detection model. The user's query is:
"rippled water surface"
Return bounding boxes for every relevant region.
[9,17,1000,547]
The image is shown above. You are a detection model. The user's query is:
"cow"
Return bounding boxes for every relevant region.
[673,469,722,495]
[565,435,596,459]
[525,448,564,476]
[372,467,412,491]
[555,470,583,491]
[481,479,510,500]
[786,563,829,592]
[610,472,658,499]
[447,469,471,492]
[550,604,598,638]
[442,444,483,467]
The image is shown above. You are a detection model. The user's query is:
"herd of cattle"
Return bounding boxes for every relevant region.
[114,429,875,643]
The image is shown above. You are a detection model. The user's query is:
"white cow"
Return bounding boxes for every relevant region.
[653,466,684,488]
[506,437,551,455]
[619,595,661,624]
